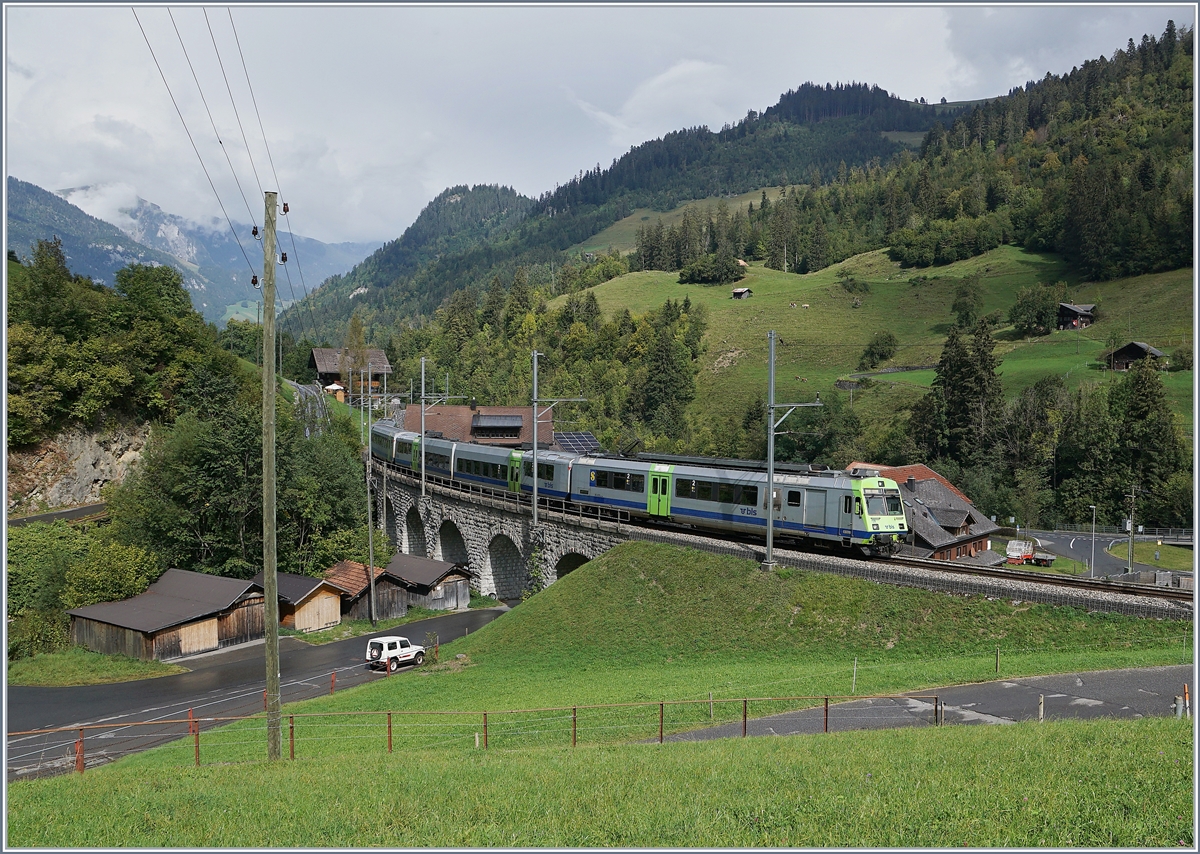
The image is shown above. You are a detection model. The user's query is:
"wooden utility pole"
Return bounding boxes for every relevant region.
[261,191,282,761]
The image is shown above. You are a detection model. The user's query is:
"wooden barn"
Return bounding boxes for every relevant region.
[323,560,408,621]
[386,554,474,612]
[252,571,344,634]
[66,569,264,661]
[1109,341,1165,371]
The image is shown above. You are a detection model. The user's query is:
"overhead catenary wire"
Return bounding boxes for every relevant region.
[132,7,256,279]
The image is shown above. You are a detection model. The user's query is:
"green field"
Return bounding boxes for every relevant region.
[1106,541,1196,572]
[558,243,1193,436]
[6,647,187,687]
[7,542,1192,847]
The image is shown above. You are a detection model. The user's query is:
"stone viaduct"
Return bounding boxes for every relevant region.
[373,460,625,600]
[370,460,1189,621]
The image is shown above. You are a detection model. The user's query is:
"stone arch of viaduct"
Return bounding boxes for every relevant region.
[375,466,623,599]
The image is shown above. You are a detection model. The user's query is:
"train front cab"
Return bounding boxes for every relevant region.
[852,474,906,556]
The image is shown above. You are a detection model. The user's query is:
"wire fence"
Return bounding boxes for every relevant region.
[8,692,942,777]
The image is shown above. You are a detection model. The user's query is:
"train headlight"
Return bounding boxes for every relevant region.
[872,524,879,531]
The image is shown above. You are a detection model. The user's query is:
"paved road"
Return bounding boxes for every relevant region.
[7,503,107,528]
[6,609,503,778]
[1023,529,1193,577]
[666,664,1196,742]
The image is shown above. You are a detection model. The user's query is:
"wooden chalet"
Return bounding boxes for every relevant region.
[385,553,473,612]
[322,560,407,621]
[67,569,265,661]
[310,348,392,395]
[397,404,552,448]
[1109,341,1165,371]
[732,287,753,299]
[1057,303,1095,330]
[849,462,1002,564]
[251,571,344,634]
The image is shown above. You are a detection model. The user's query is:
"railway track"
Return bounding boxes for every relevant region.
[883,555,1194,604]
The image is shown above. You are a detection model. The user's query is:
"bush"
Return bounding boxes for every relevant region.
[858,330,899,371]
[1170,343,1192,371]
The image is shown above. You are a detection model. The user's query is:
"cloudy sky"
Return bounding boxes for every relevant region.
[5,3,1191,245]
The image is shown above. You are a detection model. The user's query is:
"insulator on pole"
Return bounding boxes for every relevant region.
[282,202,289,214]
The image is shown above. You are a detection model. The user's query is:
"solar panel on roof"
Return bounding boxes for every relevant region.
[554,431,601,454]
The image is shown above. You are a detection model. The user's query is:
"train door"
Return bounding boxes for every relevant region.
[507,451,523,493]
[411,437,421,470]
[839,490,854,544]
[647,464,673,517]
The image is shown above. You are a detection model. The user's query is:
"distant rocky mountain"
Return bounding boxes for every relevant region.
[6,176,380,324]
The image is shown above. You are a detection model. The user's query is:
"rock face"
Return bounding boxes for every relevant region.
[6,420,150,516]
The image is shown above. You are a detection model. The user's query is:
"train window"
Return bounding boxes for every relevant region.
[696,481,713,501]
[524,461,533,478]
[676,479,693,499]
[740,486,758,506]
[787,490,802,507]
[537,463,555,480]
[886,496,903,515]
[613,472,628,490]
[844,496,853,514]
[594,470,609,489]
[630,474,645,493]
[718,484,734,504]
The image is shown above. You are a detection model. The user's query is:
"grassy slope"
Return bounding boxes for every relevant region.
[7,543,1192,846]
[6,648,187,687]
[557,244,1194,436]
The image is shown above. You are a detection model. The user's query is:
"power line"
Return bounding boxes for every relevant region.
[168,8,259,230]
[203,8,264,201]
[131,7,255,279]
[227,8,322,344]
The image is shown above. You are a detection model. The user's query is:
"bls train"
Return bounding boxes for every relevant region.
[370,419,906,557]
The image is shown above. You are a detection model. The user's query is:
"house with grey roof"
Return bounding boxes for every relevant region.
[1057,303,1095,329]
[385,553,474,611]
[251,571,345,634]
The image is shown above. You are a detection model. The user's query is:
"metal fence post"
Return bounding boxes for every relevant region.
[289,715,295,760]
[824,697,829,733]
[75,728,85,774]
[387,713,393,753]
[742,699,747,737]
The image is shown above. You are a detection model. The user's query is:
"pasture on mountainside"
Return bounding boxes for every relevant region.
[557,244,1193,435]
[6,542,1193,847]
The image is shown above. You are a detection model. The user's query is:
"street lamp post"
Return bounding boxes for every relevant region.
[1088,504,1096,578]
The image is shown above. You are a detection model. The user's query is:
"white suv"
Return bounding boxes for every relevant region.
[365,635,426,672]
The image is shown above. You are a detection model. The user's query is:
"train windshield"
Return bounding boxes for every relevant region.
[866,495,904,516]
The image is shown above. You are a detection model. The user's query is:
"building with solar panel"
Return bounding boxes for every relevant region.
[396,405,553,448]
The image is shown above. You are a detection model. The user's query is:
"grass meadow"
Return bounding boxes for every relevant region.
[563,239,1192,440]
[6,647,187,687]
[6,542,1193,847]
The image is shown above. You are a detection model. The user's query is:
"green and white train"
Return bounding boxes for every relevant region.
[371,421,906,557]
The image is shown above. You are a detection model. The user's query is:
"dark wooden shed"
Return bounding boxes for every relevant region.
[67,569,264,661]
[385,554,474,612]
[1057,303,1095,329]
[322,560,408,621]
[1109,341,1164,371]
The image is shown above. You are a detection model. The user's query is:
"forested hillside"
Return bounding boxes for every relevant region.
[6,244,382,659]
[282,83,956,343]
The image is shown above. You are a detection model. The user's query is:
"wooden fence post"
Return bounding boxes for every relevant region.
[824,697,829,733]
[387,713,393,753]
[75,728,85,774]
[289,715,295,760]
[572,707,577,748]
[483,712,488,749]
[659,703,664,744]
[742,699,747,737]
[189,709,199,766]
[331,672,336,694]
